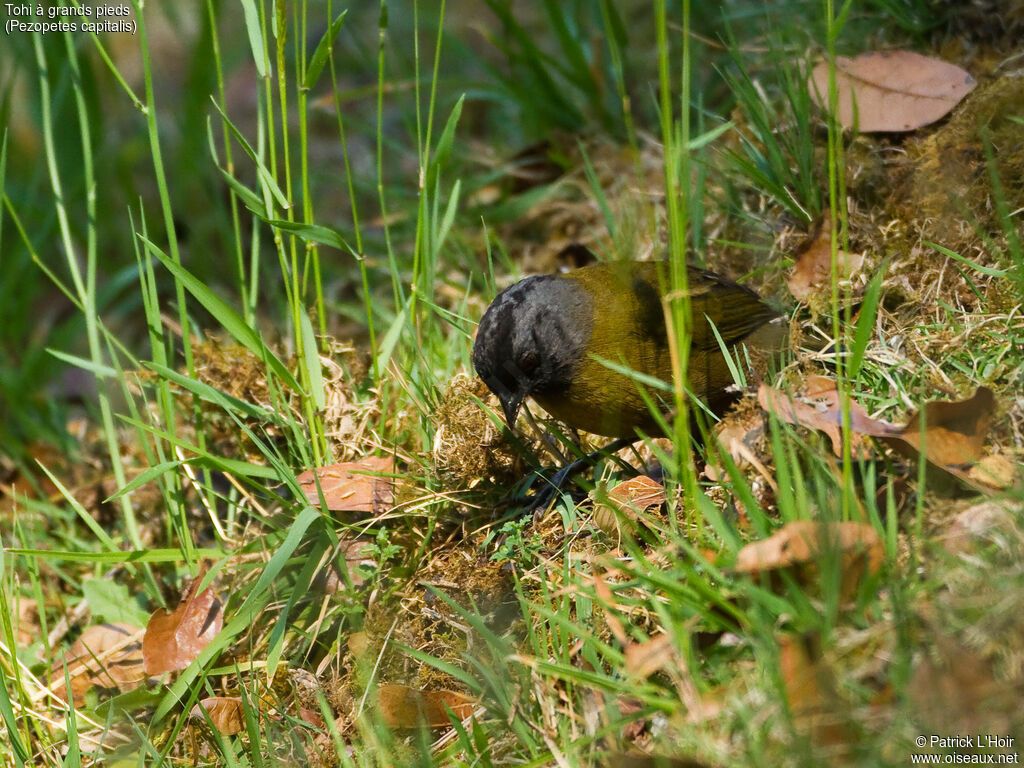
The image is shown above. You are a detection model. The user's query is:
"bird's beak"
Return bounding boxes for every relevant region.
[497,390,524,431]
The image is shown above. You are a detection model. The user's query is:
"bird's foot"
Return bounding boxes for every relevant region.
[525,437,639,514]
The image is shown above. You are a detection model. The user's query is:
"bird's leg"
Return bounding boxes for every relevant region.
[527,436,639,512]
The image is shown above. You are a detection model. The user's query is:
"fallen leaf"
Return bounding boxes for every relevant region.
[757,382,879,458]
[297,456,395,513]
[788,215,864,301]
[778,634,852,749]
[192,696,246,735]
[888,387,995,467]
[965,454,1018,490]
[143,572,223,675]
[804,374,839,398]
[734,520,883,600]
[615,695,648,741]
[809,51,976,132]
[625,633,676,680]
[377,684,475,728]
[591,475,665,536]
[758,383,996,478]
[50,622,147,706]
[318,539,378,591]
[705,410,768,482]
[608,475,666,512]
[297,705,326,730]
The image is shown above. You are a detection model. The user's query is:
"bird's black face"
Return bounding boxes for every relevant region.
[473,274,589,430]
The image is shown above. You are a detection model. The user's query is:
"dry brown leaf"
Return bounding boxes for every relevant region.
[965,454,1018,490]
[377,684,475,728]
[615,695,648,741]
[758,383,996,479]
[318,540,378,591]
[191,696,246,735]
[625,633,676,680]
[788,215,864,301]
[50,622,147,706]
[297,705,326,730]
[297,456,395,513]
[143,573,223,676]
[757,382,879,458]
[608,475,666,512]
[888,387,995,467]
[734,520,883,574]
[591,475,665,536]
[809,50,976,132]
[734,520,883,600]
[804,374,839,397]
[778,634,852,749]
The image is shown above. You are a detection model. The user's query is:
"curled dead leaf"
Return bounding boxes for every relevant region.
[758,382,996,481]
[734,520,883,600]
[625,633,677,680]
[886,386,995,467]
[143,572,223,676]
[50,622,147,706]
[757,382,879,458]
[377,683,476,728]
[788,215,864,302]
[778,634,853,749]
[965,454,1018,491]
[810,50,976,132]
[297,456,395,513]
[608,475,666,512]
[192,696,246,735]
[591,475,665,536]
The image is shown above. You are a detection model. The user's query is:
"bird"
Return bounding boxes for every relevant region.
[473,251,781,440]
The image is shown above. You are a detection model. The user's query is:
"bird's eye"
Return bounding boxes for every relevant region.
[516,350,538,373]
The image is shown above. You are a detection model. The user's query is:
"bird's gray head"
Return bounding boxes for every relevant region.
[472,274,590,429]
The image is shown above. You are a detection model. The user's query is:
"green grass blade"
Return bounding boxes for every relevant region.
[265,219,353,253]
[299,309,327,411]
[104,460,184,502]
[142,238,301,391]
[848,258,888,381]
[304,10,348,90]
[239,0,268,78]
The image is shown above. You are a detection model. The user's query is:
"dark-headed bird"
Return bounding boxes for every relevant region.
[473,255,781,438]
